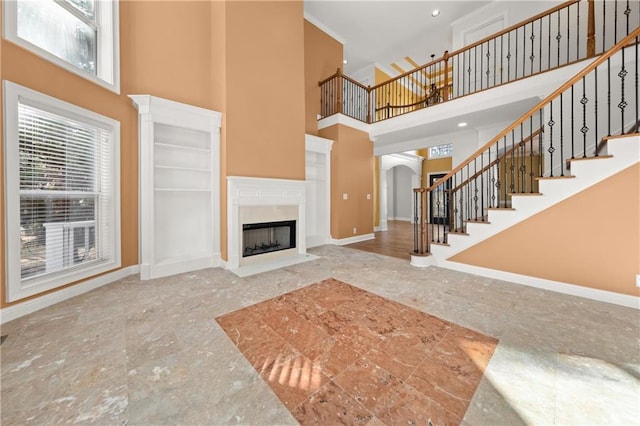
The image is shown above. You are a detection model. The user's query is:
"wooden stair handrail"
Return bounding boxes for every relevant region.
[426,27,640,192]
[318,68,370,91]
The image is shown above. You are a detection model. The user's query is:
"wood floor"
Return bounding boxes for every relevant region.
[345,220,414,260]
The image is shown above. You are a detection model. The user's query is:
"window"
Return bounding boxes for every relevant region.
[4,81,120,302]
[429,143,453,159]
[3,0,120,92]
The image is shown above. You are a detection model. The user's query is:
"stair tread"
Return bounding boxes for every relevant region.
[487,207,516,210]
[566,155,613,163]
[536,175,575,180]
[465,219,491,224]
[430,242,450,247]
[509,192,543,196]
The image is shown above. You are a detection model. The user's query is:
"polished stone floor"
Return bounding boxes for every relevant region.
[1,245,639,425]
[217,278,498,424]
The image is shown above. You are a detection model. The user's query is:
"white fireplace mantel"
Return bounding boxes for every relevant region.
[227,176,314,275]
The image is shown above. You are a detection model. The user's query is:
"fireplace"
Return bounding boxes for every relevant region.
[227,176,315,275]
[242,220,296,258]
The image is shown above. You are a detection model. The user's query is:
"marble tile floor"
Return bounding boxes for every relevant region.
[0,245,638,425]
[216,278,498,425]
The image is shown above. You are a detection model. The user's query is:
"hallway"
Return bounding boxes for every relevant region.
[346,220,414,260]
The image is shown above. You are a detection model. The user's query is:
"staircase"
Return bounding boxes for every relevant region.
[411,28,639,308]
[428,135,639,260]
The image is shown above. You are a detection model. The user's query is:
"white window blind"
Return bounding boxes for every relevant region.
[4,81,120,302]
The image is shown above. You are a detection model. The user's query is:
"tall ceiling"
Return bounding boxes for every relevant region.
[304,1,492,76]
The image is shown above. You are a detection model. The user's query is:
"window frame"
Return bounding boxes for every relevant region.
[2,0,120,93]
[3,80,121,302]
[428,143,454,159]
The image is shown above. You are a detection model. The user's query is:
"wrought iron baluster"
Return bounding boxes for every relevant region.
[608,58,612,136]
[614,0,618,45]
[480,148,485,219]
[503,135,508,204]
[539,110,544,178]
[508,32,512,82]
[515,27,519,79]
[594,68,598,156]
[581,77,588,158]
[494,143,500,207]
[523,22,527,77]
[529,116,535,192]
[493,38,497,87]
[556,12,561,67]
[547,15,552,72]
[560,93,565,175]
[548,100,556,176]
[566,3,570,63]
[473,158,479,220]
[486,41,491,88]
[510,129,516,194]
[571,84,576,158]
[576,2,580,58]
[501,34,504,85]
[539,17,543,72]
[602,1,606,53]
[619,48,627,135]
[530,21,535,76]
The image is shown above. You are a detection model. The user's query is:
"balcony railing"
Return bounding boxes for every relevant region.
[413,27,639,256]
[319,0,639,124]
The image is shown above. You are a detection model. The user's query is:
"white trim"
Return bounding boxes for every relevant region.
[330,233,375,246]
[318,113,371,134]
[303,12,346,45]
[129,95,222,280]
[388,216,412,222]
[2,0,121,93]
[374,226,382,232]
[305,134,333,249]
[439,260,640,310]
[0,265,139,324]
[226,177,307,271]
[410,254,433,268]
[3,81,121,302]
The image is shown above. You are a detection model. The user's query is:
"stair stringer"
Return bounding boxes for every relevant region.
[430,135,640,261]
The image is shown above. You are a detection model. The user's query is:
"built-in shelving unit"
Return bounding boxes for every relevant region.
[129,95,222,280]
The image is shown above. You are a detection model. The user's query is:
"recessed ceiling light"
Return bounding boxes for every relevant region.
[458,122,467,127]
[343,59,348,64]
[431,9,440,17]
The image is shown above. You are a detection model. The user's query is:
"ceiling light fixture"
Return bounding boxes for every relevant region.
[458,122,467,127]
[431,9,440,17]
[343,59,348,64]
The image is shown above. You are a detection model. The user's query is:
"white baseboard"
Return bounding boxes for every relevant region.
[330,233,375,246]
[439,260,640,309]
[388,216,412,222]
[307,235,329,248]
[0,265,140,324]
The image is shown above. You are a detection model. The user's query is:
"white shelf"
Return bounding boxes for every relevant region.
[154,165,211,173]
[154,188,211,192]
[130,94,222,281]
[155,141,210,153]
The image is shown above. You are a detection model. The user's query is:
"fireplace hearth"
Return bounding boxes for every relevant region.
[242,220,296,257]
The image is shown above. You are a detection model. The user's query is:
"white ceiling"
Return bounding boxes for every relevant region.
[304,0,491,75]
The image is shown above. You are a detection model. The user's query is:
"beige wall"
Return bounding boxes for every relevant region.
[225,1,305,181]
[422,156,453,187]
[0,0,308,307]
[320,124,374,239]
[451,163,640,296]
[304,20,343,135]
